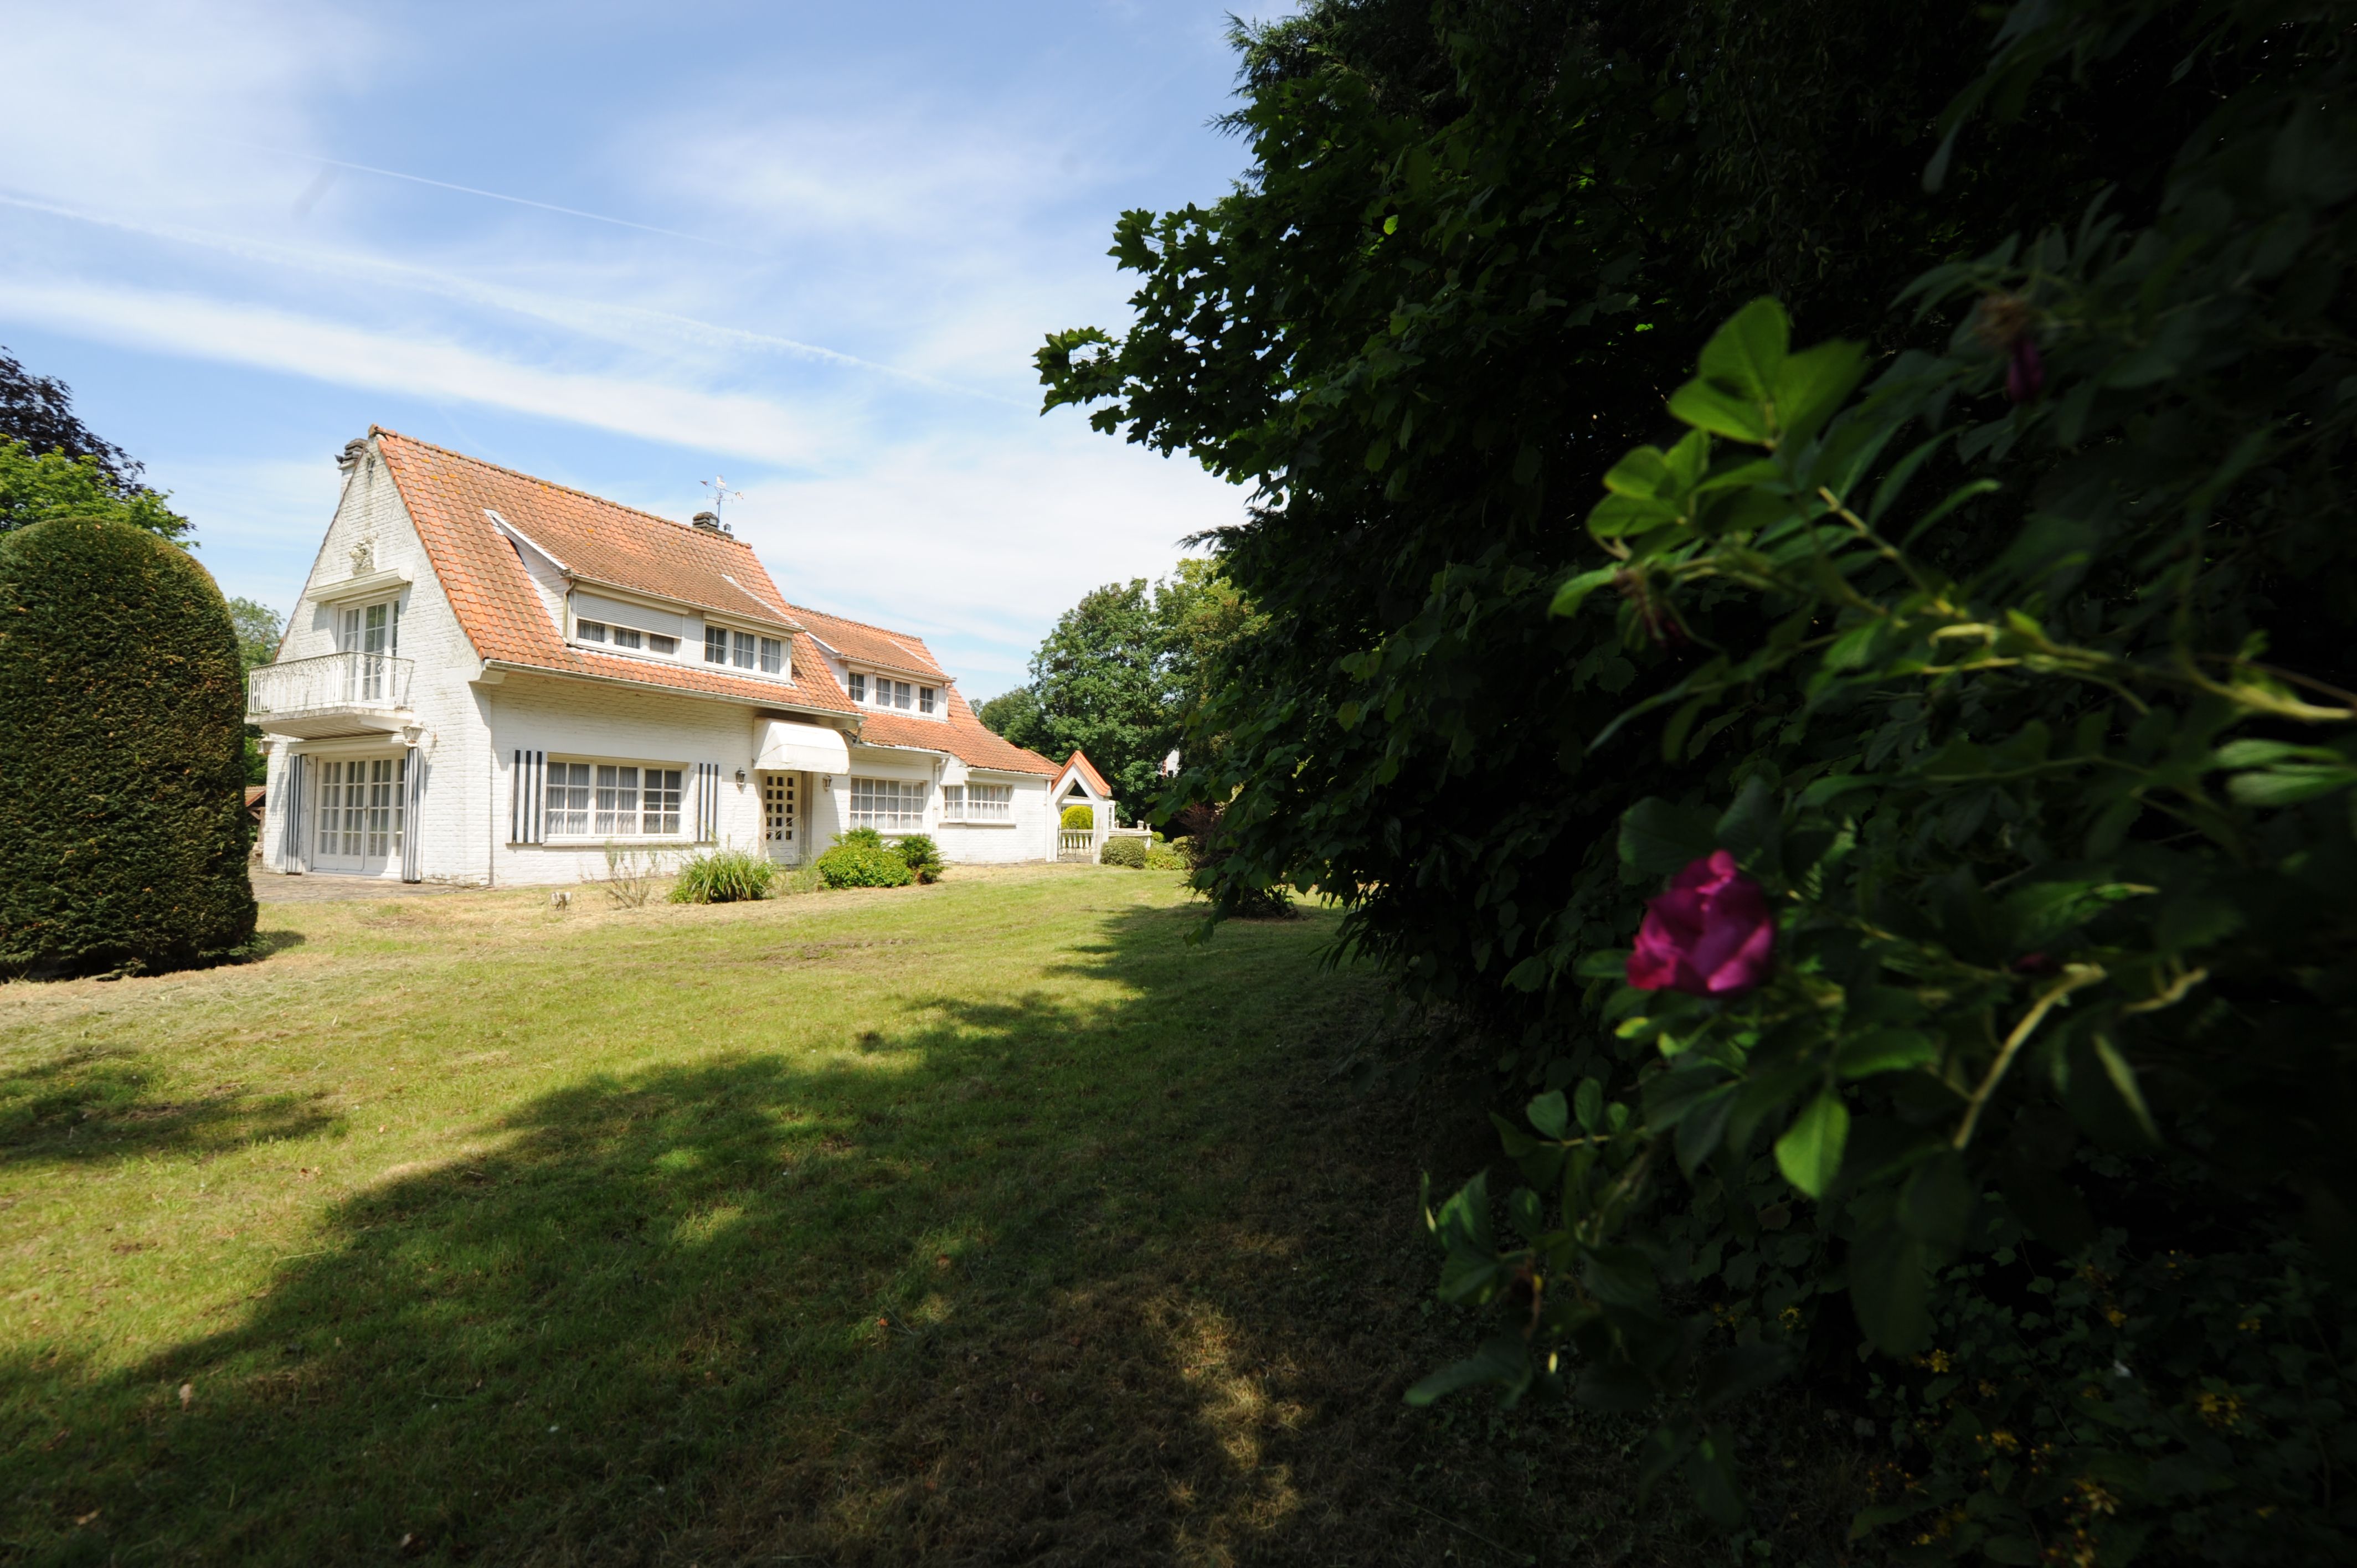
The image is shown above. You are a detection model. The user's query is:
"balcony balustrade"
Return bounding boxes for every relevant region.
[245,652,415,738]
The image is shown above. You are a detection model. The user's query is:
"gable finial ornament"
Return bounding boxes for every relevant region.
[350,541,374,576]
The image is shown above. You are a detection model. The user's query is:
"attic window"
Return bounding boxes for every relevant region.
[919,685,936,714]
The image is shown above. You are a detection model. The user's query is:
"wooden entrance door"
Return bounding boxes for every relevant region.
[761,772,800,864]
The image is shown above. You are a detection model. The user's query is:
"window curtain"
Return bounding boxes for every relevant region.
[694,761,721,843]
[277,753,307,873]
[401,747,424,882]
[510,749,545,844]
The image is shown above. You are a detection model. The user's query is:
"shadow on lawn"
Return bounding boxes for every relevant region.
[0,901,1787,1568]
[0,1045,339,1169]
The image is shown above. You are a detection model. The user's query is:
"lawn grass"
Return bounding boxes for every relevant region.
[1,865,1859,1566]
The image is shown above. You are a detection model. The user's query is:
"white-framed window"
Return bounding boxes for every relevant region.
[579,618,676,656]
[941,782,1012,822]
[848,776,927,830]
[760,636,785,673]
[919,685,937,714]
[543,760,685,838]
[338,599,400,702]
[850,674,921,710]
[316,756,404,858]
[704,626,729,664]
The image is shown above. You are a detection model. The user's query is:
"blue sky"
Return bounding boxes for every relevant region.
[0,1,1282,699]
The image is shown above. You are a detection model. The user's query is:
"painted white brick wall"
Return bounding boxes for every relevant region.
[485,672,765,886]
[258,443,493,885]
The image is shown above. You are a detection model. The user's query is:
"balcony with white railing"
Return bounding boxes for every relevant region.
[245,652,416,739]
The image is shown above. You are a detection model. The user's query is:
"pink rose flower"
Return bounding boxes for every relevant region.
[1627,850,1776,997]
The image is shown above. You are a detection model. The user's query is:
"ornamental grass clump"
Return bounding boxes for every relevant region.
[0,515,255,977]
[669,847,775,904]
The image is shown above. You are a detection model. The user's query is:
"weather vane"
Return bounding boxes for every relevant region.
[699,474,743,532]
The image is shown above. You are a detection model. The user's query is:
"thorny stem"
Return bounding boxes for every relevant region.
[1953,964,2107,1151]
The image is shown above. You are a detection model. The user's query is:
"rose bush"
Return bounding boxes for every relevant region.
[1412,3,2357,1556]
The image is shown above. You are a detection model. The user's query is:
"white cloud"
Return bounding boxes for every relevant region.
[0,277,851,464]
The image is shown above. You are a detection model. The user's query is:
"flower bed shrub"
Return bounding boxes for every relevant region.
[816,828,913,889]
[0,515,255,977]
[668,847,774,904]
[1099,835,1149,869]
[894,833,944,884]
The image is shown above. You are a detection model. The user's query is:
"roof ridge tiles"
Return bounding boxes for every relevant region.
[370,426,757,551]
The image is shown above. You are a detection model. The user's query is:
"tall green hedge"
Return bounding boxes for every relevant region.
[0,516,257,976]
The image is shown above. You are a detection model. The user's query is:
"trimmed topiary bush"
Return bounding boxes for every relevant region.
[668,847,774,904]
[894,833,944,884]
[1059,803,1093,831]
[0,516,256,976]
[1099,835,1147,869]
[816,828,913,889]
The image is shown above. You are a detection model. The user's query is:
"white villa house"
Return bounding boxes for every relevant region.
[248,429,1073,886]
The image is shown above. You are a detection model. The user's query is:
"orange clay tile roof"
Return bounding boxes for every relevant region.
[1057,749,1112,797]
[858,685,1061,777]
[371,429,852,715]
[781,601,949,680]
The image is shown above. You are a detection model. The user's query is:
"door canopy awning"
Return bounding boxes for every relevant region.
[755,719,852,774]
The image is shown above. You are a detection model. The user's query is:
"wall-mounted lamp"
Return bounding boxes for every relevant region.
[734,767,747,785]
[821,775,832,791]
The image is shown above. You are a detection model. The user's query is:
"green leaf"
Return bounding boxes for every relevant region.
[1685,1424,1748,1526]
[1771,339,1869,448]
[1847,1223,1932,1354]
[1697,297,1790,403]
[1601,445,1675,498]
[1897,1149,1974,1258]
[1774,1090,1850,1199]
[1673,1084,1737,1174]
[1666,379,1771,443]
[2061,1030,2161,1151]
[1580,1243,1660,1309]
[1573,1077,1604,1135]
[1834,1028,1938,1079]
[1550,565,1620,620]
[1404,1335,1530,1406]
[1714,773,1782,874]
[1526,1090,1569,1141]
[1619,798,1719,880]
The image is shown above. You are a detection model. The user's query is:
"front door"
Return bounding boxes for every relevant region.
[760,771,800,864]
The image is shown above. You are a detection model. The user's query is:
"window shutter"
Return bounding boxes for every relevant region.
[279,754,308,871]
[400,747,424,883]
[694,761,720,842]
[510,749,545,844]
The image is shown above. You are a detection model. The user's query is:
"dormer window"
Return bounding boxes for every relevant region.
[701,623,787,678]
[846,672,935,714]
[578,620,606,643]
[848,673,866,702]
[920,685,936,714]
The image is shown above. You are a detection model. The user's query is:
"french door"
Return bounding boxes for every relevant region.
[760,772,800,864]
[338,600,399,701]
[313,755,404,873]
